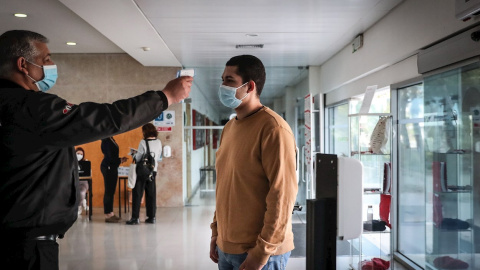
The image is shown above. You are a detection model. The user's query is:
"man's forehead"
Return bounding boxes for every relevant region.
[222,66,239,78]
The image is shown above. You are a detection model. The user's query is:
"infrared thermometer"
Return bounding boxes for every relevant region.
[176,69,195,78]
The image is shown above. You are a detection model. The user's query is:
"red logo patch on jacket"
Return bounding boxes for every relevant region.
[63,102,75,115]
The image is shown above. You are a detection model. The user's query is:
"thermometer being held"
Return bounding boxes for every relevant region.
[176,69,195,78]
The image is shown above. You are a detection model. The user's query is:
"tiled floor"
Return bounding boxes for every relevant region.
[59,191,409,269]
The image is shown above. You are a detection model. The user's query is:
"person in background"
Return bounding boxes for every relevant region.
[209,55,298,270]
[126,123,162,225]
[75,147,90,216]
[101,137,128,223]
[0,29,192,270]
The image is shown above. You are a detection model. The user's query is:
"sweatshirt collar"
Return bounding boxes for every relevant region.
[234,106,267,123]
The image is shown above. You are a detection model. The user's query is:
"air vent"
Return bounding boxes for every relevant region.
[235,44,264,49]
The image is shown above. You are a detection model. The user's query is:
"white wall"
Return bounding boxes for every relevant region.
[319,0,478,105]
[190,146,205,195]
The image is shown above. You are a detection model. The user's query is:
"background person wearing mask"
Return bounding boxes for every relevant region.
[0,30,192,270]
[126,123,162,225]
[101,137,128,223]
[75,147,90,216]
[209,55,298,270]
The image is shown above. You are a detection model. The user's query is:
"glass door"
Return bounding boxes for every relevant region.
[396,82,426,268]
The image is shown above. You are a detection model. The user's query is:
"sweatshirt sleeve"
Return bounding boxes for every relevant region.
[26,90,168,151]
[248,126,298,264]
[210,210,218,238]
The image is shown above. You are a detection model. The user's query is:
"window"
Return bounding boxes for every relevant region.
[325,102,349,156]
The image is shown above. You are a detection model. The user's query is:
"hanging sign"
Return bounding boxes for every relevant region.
[304,94,313,177]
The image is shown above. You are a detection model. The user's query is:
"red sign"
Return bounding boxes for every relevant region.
[157,127,172,132]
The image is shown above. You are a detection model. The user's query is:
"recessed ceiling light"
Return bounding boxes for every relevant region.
[14,13,27,18]
[66,42,77,46]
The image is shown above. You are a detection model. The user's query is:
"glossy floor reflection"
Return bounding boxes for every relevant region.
[59,190,410,270]
[59,191,306,270]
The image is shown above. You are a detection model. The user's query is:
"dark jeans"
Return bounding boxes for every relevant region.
[131,171,157,219]
[3,240,59,270]
[101,165,118,214]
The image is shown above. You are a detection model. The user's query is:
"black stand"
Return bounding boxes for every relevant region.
[306,153,338,270]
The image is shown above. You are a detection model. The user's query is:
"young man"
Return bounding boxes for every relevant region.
[210,55,298,270]
[0,30,192,270]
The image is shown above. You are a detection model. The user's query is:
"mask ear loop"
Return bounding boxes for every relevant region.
[238,81,250,100]
[23,59,43,84]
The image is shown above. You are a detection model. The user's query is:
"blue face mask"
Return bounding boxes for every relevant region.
[26,61,58,92]
[218,82,249,109]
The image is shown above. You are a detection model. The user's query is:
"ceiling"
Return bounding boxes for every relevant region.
[0,0,403,117]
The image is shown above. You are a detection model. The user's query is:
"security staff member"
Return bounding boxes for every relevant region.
[0,30,192,270]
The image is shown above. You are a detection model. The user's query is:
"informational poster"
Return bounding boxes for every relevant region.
[154,111,175,126]
[118,166,129,176]
[212,129,220,149]
[472,107,480,128]
[154,110,175,132]
[192,110,205,150]
[157,127,172,132]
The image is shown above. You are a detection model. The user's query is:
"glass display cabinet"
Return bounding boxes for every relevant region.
[423,62,480,270]
[349,112,393,269]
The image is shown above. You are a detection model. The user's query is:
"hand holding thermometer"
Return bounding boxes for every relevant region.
[176,69,194,103]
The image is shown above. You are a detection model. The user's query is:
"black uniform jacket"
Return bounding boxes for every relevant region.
[0,79,168,240]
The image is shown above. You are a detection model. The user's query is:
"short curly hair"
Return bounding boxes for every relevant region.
[142,123,158,139]
[226,55,266,96]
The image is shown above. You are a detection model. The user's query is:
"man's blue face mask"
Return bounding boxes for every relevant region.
[218,82,249,109]
[26,60,58,92]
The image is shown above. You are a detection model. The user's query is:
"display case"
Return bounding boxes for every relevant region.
[349,112,393,269]
[423,65,477,270]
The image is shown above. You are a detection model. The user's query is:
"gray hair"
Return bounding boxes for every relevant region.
[0,30,49,78]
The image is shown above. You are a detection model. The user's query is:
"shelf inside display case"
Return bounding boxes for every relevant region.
[351,151,390,156]
[434,190,472,195]
[349,111,393,267]
[362,227,391,234]
[364,190,383,195]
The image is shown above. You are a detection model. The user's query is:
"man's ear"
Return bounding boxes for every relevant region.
[16,57,29,75]
[247,80,256,93]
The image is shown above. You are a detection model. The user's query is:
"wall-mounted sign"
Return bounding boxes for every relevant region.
[157,127,172,132]
[154,111,175,127]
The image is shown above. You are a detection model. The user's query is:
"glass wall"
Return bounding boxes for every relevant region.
[396,83,426,267]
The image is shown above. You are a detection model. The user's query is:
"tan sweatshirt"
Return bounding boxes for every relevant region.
[211,107,298,265]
